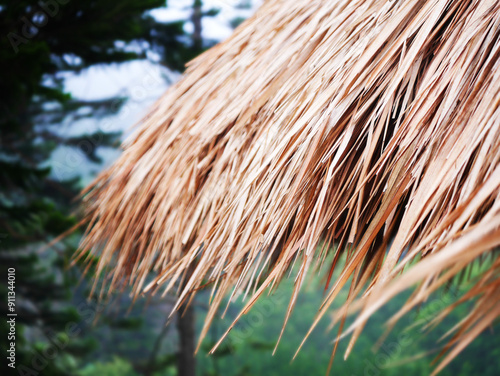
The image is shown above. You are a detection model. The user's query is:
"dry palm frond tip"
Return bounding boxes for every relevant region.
[77,0,500,373]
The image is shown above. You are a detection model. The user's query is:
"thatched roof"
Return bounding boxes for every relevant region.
[78,0,500,372]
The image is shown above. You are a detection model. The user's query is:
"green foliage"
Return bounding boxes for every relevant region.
[78,356,140,376]
[195,272,499,376]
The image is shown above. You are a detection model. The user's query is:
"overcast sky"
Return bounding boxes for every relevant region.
[51,0,261,183]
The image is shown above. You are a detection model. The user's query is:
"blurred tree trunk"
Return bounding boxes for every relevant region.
[177,301,196,376]
[191,0,203,51]
[177,269,196,376]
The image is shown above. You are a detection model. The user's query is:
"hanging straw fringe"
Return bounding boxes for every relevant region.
[78,0,500,372]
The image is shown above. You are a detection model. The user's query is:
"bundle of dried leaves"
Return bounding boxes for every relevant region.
[77,0,500,373]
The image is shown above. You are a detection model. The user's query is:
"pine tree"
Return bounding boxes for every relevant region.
[0,1,203,374]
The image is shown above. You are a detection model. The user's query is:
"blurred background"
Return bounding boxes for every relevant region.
[0,1,498,375]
